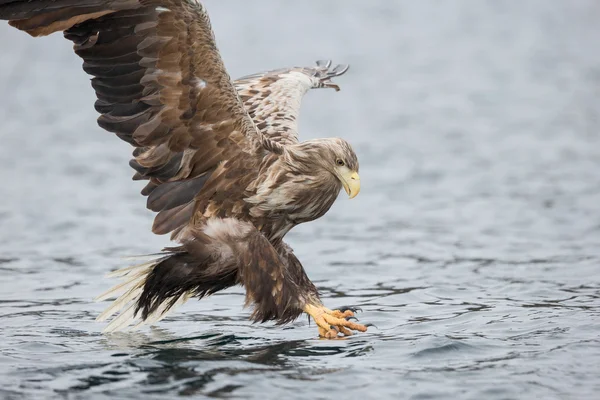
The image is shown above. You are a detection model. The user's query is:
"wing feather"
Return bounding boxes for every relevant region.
[234,60,349,146]
[0,0,274,236]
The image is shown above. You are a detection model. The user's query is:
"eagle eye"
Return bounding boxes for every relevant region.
[336,159,345,167]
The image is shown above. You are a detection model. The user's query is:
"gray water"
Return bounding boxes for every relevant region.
[1,1,599,399]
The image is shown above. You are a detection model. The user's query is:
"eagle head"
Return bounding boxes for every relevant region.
[288,138,360,199]
[327,138,360,199]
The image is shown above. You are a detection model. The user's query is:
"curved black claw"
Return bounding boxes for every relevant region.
[338,306,363,313]
[345,316,359,322]
[364,323,378,329]
[329,325,339,332]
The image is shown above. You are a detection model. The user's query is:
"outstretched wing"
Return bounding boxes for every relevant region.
[234,60,349,146]
[0,0,271,236]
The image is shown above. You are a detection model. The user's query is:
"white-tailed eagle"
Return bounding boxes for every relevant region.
[0,0,367,338]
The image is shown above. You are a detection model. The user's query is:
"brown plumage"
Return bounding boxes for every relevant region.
[0,0,367,338]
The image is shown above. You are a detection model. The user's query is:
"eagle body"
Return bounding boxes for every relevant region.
[0,0,367,338]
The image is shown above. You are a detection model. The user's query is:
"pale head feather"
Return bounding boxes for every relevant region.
[284,138,359,175]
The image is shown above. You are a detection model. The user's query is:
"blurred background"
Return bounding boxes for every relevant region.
[0,1,599,399]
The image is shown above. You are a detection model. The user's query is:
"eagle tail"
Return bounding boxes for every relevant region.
[95,248,237,333]
[95,255,182,333]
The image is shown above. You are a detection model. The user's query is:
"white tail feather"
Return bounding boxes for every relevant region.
[95,256,191,333]
[105,258,166,278]
[94,274,144,303]
[119,253,171,261]
[96,287,143,323]
[103,302,139,333]
[148,293,192,325]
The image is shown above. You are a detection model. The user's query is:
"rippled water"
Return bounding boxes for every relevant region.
[1,1,600,399]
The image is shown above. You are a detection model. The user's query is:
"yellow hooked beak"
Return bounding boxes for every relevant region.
[341,171,361,199]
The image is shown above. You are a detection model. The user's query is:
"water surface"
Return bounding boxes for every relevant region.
[1,1,599,398]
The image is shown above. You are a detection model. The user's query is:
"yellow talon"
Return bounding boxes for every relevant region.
[304,304,367,339]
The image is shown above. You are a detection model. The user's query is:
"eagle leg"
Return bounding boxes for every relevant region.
[304,304,368,339]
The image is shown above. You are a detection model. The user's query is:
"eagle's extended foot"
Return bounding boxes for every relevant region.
[304,304,367,339]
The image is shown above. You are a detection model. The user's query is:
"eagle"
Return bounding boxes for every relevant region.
[0,0,367,339]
